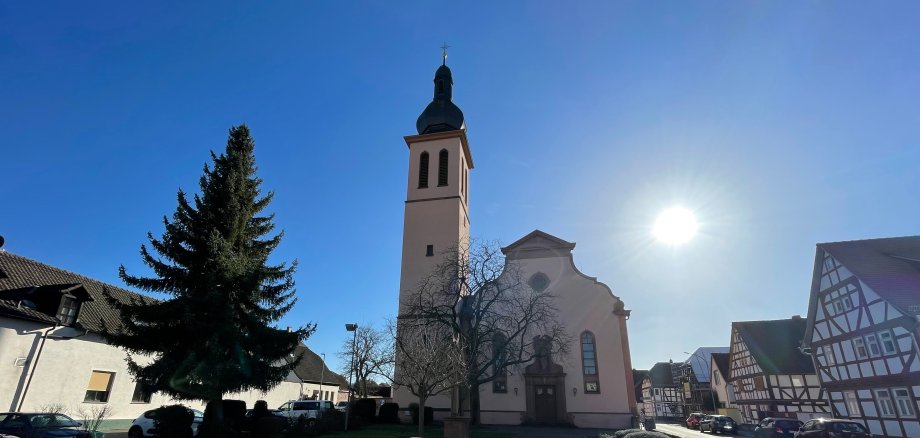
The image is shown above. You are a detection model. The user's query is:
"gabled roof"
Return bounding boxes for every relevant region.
[683,347,729,383]
[711,352,730,380]
[818,236,920,316]
[633,369,649,402]
[732,318,814,375]
[290,345,346,386]
[501,230,576,260]
[648,362,676,386]
[0,251,153,332]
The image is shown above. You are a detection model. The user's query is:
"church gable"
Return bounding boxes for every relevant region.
[501,230,576,260]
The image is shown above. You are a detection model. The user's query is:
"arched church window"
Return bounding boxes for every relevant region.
[492,333,508,393]
[438,149,449,186]
[418,151,429,188]
[581,331,600,393]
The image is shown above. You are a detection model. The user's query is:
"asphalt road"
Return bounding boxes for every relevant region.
[654,423,743,438]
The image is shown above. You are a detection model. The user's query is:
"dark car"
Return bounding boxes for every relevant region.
[686,412,706,429]
[700,414,738,434]
[0,413,92,438]
[755,418,804,438]
[794,419,869,438]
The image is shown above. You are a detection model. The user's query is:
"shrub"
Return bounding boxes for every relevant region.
[153,405,194,438]
[408,403,434,425]
[222,399,247,432]
[378,402,400,424]
[623,432,670,438]
[612,428,641,438]
[352,398,378,422]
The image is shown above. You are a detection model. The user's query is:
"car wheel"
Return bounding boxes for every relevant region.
[129,426,145,438]
[308,418,316,428]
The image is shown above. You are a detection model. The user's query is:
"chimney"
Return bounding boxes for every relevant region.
[286,326,292,333]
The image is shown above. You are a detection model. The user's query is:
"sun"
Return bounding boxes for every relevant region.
[653,207,698,245]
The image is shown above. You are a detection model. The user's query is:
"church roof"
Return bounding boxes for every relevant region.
[501,230,576,260]
[416,61,465,135]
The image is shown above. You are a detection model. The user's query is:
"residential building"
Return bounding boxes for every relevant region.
[0,250,340,429]
[728,317,829,423]
[678,347,729,415]
[710,352,741,422]
[641,362,682,420]
[802,237,920,438]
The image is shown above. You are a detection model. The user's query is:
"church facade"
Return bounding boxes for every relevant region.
[393,57,636,429]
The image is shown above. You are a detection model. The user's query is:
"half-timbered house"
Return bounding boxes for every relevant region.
[802,237,920,438]
[728,318,829,423]
[641,362,682,420]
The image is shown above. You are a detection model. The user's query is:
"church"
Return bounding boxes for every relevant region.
[392,55,637,429]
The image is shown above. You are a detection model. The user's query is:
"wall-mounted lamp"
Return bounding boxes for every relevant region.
[573,387,578,397]
[513,387,518,396]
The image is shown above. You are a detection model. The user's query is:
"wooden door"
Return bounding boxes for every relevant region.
[534,385,557,422]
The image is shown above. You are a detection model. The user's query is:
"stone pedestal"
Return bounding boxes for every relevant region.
[443,416,471,438]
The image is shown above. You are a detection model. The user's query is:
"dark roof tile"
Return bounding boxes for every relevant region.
[733,318,813,375]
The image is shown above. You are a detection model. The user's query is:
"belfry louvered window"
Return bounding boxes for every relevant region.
[438,149,449,186]
[418,152,429,188]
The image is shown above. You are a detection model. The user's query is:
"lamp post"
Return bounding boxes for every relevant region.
[319,352,326,401]
[345,323,358,431]
[684,351,718,414]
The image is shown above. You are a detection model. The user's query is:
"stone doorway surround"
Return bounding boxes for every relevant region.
[523,341,567,424]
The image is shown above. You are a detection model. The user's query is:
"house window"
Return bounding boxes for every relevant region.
[57,296,79,326]
[879,331,896,354]
[845,391,860,416]
[84,371,115,403]
[753,376,765,390]
[712,370,720,385]
[437,149,449,186]
[875,389,895,417]
[418,152,429,188]
[833,300,844,314]
[853,338,868,359]
[865,334,881,357]
[425,245,434,257]
[823,345,836,365]
[131,381,152,403]
[654,388,661,397]
[893,388,915,417]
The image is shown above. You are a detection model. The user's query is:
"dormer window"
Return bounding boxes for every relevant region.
[57,295,79,325]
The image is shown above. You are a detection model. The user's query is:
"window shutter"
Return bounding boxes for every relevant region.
[438,149,449,186]
[87,371,113,391]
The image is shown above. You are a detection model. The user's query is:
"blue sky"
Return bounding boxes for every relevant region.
[2,1,919,374]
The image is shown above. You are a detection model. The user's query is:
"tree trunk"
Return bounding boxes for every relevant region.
[418,395,427,438]
[469,382,481,425]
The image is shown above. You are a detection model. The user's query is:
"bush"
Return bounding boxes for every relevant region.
[611,428,641,438]
[408,403,434,425]
[222,399,247,432]
[378,402,400,424]
[623,432,670,438]
[153,405,194,438]
[352,398,378,422]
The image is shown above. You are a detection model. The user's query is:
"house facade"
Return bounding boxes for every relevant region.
[678,347,728,415]
[641,362,682,420]
[728,318,829,423]
[0,251,341,429]
[710,352,742,422]
[802,237,920,438]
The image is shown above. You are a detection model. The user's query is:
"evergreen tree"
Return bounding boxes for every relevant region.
[103,125,314,435]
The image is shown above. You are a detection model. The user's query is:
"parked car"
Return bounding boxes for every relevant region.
[686,412,706,429]
[276,400,334,428]
[128,407,203,438]
[334,401,349,413]
[754,418,804,438]
[0,412,93,438]
[700,414,738,434]
[794,419,869,438]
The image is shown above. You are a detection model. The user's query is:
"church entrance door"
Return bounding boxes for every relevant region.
[534,385,557,422]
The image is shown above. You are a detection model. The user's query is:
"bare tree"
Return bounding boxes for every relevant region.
[402,240,570,425]
[337,323,394,398]
[388,318,466,438]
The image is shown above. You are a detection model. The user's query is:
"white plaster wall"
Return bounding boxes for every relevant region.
[478,253,632,428]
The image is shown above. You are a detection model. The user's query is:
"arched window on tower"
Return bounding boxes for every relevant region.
[438,149,449,186]
[418,151,429,188]
[581,331,600,393]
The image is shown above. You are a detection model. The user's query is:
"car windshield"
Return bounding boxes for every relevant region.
[193,410,204,419]
[831,422,867,433]
[30,414,79,427]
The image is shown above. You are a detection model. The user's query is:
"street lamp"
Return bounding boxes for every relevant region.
[684,351,718,414]
[344,323,358,431]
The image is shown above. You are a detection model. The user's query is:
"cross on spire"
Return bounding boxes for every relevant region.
[441,42,450,65]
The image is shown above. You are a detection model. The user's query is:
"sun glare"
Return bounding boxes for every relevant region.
[653,207,698,245]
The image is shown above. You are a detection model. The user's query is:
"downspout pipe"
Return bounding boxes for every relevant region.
[16,323,58,412]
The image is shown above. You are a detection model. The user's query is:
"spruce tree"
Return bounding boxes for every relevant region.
[103,125,313,434]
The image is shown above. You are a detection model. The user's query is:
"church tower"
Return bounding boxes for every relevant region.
[397,57,473,314]
[393,56,473,408]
